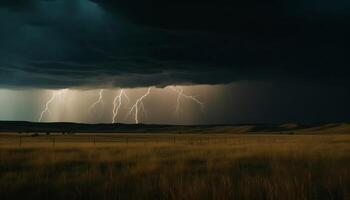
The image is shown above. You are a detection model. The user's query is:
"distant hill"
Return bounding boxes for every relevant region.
[0,121,349,134]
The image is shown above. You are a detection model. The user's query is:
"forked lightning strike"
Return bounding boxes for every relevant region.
[128,87,152,124]
[112,89,129,123]
[39,90,67,122]
[89,89,104,114]
[171,86,204,114]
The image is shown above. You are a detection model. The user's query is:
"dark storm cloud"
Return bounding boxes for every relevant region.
[0,0,349,88]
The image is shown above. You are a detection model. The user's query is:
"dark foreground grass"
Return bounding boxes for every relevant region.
[0,134,349,200]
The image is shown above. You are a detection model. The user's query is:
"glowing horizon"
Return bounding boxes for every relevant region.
[0,85,210,125]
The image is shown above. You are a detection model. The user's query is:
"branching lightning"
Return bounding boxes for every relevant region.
[89,89,104,115]
[39,90,67,122]
[37,86,204,124]
[128,87,152,124]
[112,89,129,123]
[171,86,204,115]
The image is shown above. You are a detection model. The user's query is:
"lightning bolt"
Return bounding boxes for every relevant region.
[171,86,204,115]
[89,89,104,115]
[112,89,129,123]
[128,87,152,124]
[39,90,67,122]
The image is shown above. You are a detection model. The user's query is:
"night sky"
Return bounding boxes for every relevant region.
[0,0,349,124]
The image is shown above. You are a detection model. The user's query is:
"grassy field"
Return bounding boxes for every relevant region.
[0,133,349,200]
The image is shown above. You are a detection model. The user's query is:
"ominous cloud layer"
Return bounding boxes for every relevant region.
[0,0,349,88]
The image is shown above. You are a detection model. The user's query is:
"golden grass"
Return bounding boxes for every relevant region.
[0,134,349,200]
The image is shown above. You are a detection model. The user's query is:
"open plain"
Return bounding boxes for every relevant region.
[0,126,349,200]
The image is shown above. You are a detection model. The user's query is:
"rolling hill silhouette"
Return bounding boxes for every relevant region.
[0,121,349,134]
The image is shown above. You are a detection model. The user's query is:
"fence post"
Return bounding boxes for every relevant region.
[19,136,22,147]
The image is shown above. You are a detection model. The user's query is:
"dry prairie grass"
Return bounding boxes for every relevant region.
[0,134,349,200]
